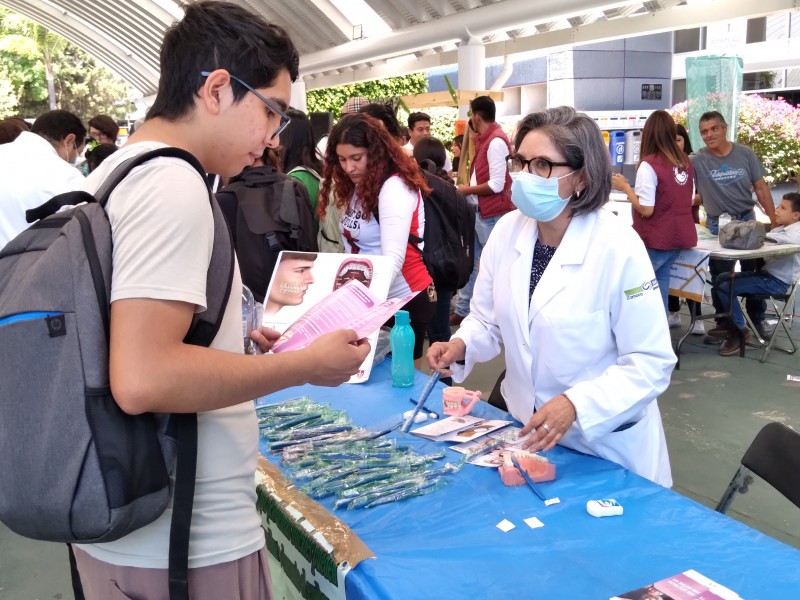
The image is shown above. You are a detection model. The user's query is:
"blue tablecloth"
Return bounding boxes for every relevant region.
[260,361,800,599]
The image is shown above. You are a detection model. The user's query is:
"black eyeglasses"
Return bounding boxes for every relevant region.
[200,70,290,139]
[506,154,572,179]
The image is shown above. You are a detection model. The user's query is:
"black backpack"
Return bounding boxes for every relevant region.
[217,166,318,303]
[411,167,476,293]
[0,148,234,600]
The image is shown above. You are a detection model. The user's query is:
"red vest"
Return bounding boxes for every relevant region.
[633,154,697,250]
[470,122,514,218]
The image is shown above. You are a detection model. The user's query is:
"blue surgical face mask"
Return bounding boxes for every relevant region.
[510,170,575,222]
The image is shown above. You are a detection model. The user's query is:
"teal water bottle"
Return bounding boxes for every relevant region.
[390,310,415,387]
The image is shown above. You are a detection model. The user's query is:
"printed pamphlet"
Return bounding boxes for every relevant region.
[451,426,534,467]
[610,569,742,600]
[262,252,414,383]
[411,415,511,444]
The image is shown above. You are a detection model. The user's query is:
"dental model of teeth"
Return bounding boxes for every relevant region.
[279,281,307,296]
[441,387,482,417]
[498,450,556,486]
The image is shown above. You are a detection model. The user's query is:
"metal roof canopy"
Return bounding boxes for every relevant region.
[0,0,795,96]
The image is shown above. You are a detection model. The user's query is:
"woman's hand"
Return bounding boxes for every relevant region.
[518,394,577,452]
[610,173,631,193]
[426,339,466,375]
[250,326,282,353]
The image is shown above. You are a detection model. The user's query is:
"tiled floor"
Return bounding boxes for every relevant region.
[1,308,798,599]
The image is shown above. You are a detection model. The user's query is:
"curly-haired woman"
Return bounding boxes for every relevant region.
[319,113,435,365]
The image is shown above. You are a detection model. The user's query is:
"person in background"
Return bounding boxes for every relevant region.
[360,102,404,141]
[321,113,436,366]
[406,112,431,149]
[281,108,323,226]
[0,109,86,248]
[87,114,119,146]
[405,111,452,171]
[413,136,449,180]
[665,123,703,335]
[73,2,368,597]
[428,107,674,486]
[217,144,316,303]
[398,125,409,147]
[413,136,464,385]
[450,134,463,180]
[84,143,119,173]
[451,95,514,326]
[0,117,30,144]
[315,96,369,166]
[693,110,777,344]
[611,110,697,315]
[715,192,800,356]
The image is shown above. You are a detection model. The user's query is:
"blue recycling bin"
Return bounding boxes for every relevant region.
[609,130,625,167]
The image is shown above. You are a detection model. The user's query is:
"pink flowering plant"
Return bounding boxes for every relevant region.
[670,95,800,185]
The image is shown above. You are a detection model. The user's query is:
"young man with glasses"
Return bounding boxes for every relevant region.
[72,2,369,598]
[451,95,514,326]
[692,110,778,344]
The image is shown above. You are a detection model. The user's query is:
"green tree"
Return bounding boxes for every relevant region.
[306,73,428,120]
[305,73,462,147]
[0,7,132,120]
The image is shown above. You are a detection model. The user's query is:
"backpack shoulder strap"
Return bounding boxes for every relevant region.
[103,147,232,600]
[279,179,303,242]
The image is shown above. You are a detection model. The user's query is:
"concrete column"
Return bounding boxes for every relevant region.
[290,79,307,112]
[457,35,485,118]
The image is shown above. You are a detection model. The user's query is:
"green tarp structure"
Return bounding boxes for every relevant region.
[685,55,744,151]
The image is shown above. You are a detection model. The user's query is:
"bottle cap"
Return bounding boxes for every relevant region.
[395,310,410,325]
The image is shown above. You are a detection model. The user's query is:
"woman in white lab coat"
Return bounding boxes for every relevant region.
[427,107,675,486]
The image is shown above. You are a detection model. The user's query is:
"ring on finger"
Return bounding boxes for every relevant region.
[541,422,551,434]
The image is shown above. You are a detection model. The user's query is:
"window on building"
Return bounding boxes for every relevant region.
[743,71,778,91]
[672,79,686,104]
[746,17,767,44]
[674,27,704,53]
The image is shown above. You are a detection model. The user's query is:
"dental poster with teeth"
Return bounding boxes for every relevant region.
[262,251,415,383]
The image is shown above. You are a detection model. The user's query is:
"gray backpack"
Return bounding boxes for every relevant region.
[719,220,767,250]
[0,148,233,599]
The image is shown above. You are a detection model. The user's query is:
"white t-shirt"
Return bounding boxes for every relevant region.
[0,131,85,248]
[76,142,263,569]
[467,137,507,207]
[339,175,430,298]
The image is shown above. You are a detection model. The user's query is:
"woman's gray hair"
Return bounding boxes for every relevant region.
[513,106,611,216]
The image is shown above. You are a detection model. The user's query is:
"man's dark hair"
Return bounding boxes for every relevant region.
[412,137,448,180]
[147,0,299,121]
[699,110,726,125]
[88,114,119,142]
[412,137,446,170]
[470,96,496,123]
[783,192,800,213]
[407,112,431,129]
[31,110,86,144]
[86,143,119,172]
[361,103,402,138]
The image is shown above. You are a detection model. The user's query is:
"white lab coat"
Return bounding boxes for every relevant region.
[451,208,675,486]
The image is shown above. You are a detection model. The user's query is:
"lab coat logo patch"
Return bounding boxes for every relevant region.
[624,278,659,300]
